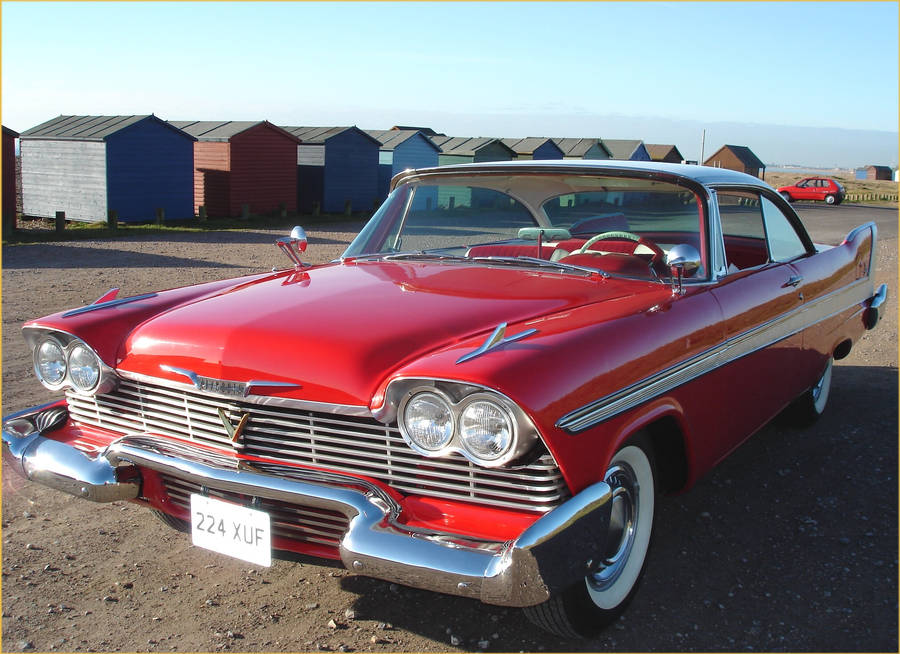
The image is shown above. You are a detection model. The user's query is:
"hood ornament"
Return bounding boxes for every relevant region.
[456,323,539,365]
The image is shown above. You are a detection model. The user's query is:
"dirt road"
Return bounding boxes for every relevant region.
[2,205,896,652]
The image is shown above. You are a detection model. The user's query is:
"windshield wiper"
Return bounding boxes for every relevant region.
[382,251,468,262]
[341,251,466,263]
[347,252,605,278]
[469,256,607,278]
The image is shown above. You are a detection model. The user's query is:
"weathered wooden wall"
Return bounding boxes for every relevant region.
[21,139,107,222]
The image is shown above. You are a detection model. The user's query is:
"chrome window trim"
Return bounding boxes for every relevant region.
[706,188,728,281]
[557,275,875,433]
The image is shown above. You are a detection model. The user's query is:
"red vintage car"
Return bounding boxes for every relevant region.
[3,161,887,638]
[777,176,846,204]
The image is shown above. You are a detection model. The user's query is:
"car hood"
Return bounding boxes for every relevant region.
[118,260,645,405]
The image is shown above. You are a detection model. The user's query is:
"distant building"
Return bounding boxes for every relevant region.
[703,144,766,179]
[391,126,442,137]
[366,129,441,199]
[171,120,300,218]
[500,138,563,160]
[552,138,611,160]
[2,126,18,231]
[602,139,651,161]
[20,115,195,223]
[431,136,516,165]
[645,144,684,164]
[280,126,381,214]
[864,165,893,181]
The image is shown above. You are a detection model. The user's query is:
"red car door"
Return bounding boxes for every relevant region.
[704,190,807,462]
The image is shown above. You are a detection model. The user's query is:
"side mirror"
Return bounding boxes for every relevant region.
[276,226,308,270]
[665,244,701,295]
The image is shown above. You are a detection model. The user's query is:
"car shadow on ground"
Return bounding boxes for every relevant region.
[341,364,897,652]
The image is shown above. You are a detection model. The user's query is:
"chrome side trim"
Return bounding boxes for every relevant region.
[117,369,371,416]
[456,323,540,364]
[61,293,158,318]
[557,276,875,433]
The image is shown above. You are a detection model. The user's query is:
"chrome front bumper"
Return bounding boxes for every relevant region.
[3,403,611,608]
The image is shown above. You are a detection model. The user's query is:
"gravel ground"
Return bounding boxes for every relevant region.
[2,205,897,652]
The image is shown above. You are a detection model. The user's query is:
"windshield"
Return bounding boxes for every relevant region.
[344,172,707,281]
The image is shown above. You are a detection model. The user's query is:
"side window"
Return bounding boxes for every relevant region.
[717,191,768,271]
[761,196,808,262]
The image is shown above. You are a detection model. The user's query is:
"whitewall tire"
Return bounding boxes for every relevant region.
[523,441,656,638]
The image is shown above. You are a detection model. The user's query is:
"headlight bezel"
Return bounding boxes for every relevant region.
[27,329,117,395]
[396,380,538,468]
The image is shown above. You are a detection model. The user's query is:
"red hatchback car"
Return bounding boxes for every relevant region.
[777,177,846,205]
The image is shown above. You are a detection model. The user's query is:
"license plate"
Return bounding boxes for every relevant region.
[190,493,272,567]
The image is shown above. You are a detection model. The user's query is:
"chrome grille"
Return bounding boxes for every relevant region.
[67,379,570,512]
[160,474,349,548]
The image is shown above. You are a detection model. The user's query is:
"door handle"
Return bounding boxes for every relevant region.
[783,275,803,288]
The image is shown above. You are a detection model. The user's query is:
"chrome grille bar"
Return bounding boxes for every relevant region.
[67,379,570,512]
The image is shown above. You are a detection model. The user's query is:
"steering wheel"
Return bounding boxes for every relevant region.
[575,231,665,263]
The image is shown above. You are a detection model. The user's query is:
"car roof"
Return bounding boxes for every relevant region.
[396,159,772,190]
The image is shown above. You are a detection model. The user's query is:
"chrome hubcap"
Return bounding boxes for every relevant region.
[589,463,638,591]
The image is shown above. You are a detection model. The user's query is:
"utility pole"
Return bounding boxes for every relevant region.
[699,129,706,165]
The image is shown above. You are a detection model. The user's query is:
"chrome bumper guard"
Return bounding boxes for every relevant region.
[865,283,888,330]
[3,404,611,607]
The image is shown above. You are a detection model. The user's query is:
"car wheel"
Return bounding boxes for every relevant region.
[780,191,792,202]
[783,358,833,427]
[151,509,190,534]
[825,194,836,205]
[523,442,656,638]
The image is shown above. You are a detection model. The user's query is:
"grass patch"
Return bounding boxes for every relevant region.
[3,212,371,245]
[765,172,898,205]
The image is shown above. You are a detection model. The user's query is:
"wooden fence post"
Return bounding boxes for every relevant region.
[155,208,165,226]
[198,205,207,222]
[107,209,118,231]
[344,199,352,216]
[241,203,250,220]
[55,211,65,233]
[312,201,320,217]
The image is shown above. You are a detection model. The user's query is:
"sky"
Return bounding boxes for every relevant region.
[2,1,897,168]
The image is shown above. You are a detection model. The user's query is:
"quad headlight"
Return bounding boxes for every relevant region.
[459,397,514,462]
[34,337,67,388]
[402,391,455,452]
[31,332,111,394]
[68,343,101,392]
[397,384,537,467]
